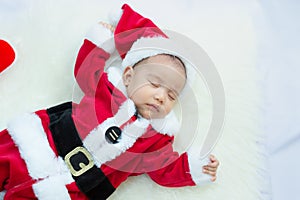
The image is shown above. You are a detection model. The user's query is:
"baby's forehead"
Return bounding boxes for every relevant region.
[137,54,186,76]
[145,54,182,65]
[134,58,187,94]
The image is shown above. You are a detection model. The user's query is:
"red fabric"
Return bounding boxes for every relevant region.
[102,128,195,188]
[0,129,37,199]
[114,4,167,59]
[72,39,126,139]
[0,38,196,199]
[72,39,195,188]
[74,39,110,96]
[0,40,15,73]
[0,6,198,197]
[35,109,58,156]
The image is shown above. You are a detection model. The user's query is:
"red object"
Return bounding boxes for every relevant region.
[114,4,167,58]
[0,5,204,199]
[0,39,15,73]
[0,38,195,199]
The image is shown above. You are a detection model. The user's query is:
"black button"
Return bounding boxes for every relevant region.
[105,126,122,144]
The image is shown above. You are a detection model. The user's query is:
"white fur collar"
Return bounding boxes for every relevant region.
[107,66,180,135]
[7,113,73,200]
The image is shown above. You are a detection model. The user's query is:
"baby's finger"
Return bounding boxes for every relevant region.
[204,162,218,169]
[202,169,217,177]
[203,166,217,172]
[99,21,115,32]
[211,176,217,182]
[209,159,219,167]
[210,154,217,161]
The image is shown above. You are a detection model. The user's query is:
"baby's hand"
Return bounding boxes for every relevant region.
[202,155,219,182]
[99,21,115,33]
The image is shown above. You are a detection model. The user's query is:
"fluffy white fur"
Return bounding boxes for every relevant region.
[6,113,73,199]
[7,113,73,182]
[0,0,270,199]
[86,116,150,166]
[0,192,5,199]
[85,23,115,54]
[187,151,212,186]
[83,99,135,165]
[33,176,71,200]
[108,7,124,27]
[107,66,127,94]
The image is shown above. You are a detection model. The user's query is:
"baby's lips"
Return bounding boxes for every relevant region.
[0,39,16,73]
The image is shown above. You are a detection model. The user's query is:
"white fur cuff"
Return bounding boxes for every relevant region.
[85,24,115,54]
[33,176,71,200]
[108,7,123,26]
[187,151,212,186]
[0,191,6,199]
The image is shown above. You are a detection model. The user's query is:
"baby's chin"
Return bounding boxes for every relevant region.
[137,109,167,120]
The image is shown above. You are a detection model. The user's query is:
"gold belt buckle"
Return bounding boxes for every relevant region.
[64,146,94,177]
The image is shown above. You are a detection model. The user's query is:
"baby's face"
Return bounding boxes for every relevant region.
[123,55,186,119]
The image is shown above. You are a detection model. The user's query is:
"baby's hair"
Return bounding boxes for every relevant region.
[132,54,187,78]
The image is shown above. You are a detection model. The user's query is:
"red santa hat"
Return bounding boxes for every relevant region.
[113,4,167,58]
[110,4,194,83]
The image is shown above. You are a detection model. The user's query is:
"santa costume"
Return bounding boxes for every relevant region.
[0,4,211,200]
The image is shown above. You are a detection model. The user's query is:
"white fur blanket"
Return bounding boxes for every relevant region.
[0,0,270,199]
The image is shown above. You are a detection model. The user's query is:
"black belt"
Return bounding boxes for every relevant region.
[47,102,115,200]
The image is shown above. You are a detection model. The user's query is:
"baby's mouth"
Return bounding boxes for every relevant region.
[146,103,159,112]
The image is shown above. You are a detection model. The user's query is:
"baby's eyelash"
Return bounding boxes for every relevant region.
[168,93,176,101]
[149,80,160,87]
[148,79,177,101]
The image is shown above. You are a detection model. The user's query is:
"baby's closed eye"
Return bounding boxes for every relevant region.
[148,80,160,88]
[168,92,176,101]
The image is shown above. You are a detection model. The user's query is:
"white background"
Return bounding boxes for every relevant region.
[0,0,299,199]
[256,0,300,199]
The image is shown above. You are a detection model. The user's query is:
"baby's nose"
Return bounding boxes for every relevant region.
[154,88,167,103]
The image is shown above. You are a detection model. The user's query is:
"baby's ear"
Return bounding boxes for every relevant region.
[122,66,134,86]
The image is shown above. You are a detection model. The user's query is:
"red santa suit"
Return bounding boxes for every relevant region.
[0,4,211,200]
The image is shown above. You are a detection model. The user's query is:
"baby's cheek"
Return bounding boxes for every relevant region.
[166,102,176,112]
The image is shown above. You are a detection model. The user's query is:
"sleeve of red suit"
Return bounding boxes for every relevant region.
[74,24,115,95]
[142,135,212,187]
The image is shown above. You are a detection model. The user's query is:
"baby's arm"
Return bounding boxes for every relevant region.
[143,134,219,187]
[74,22,115,95]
